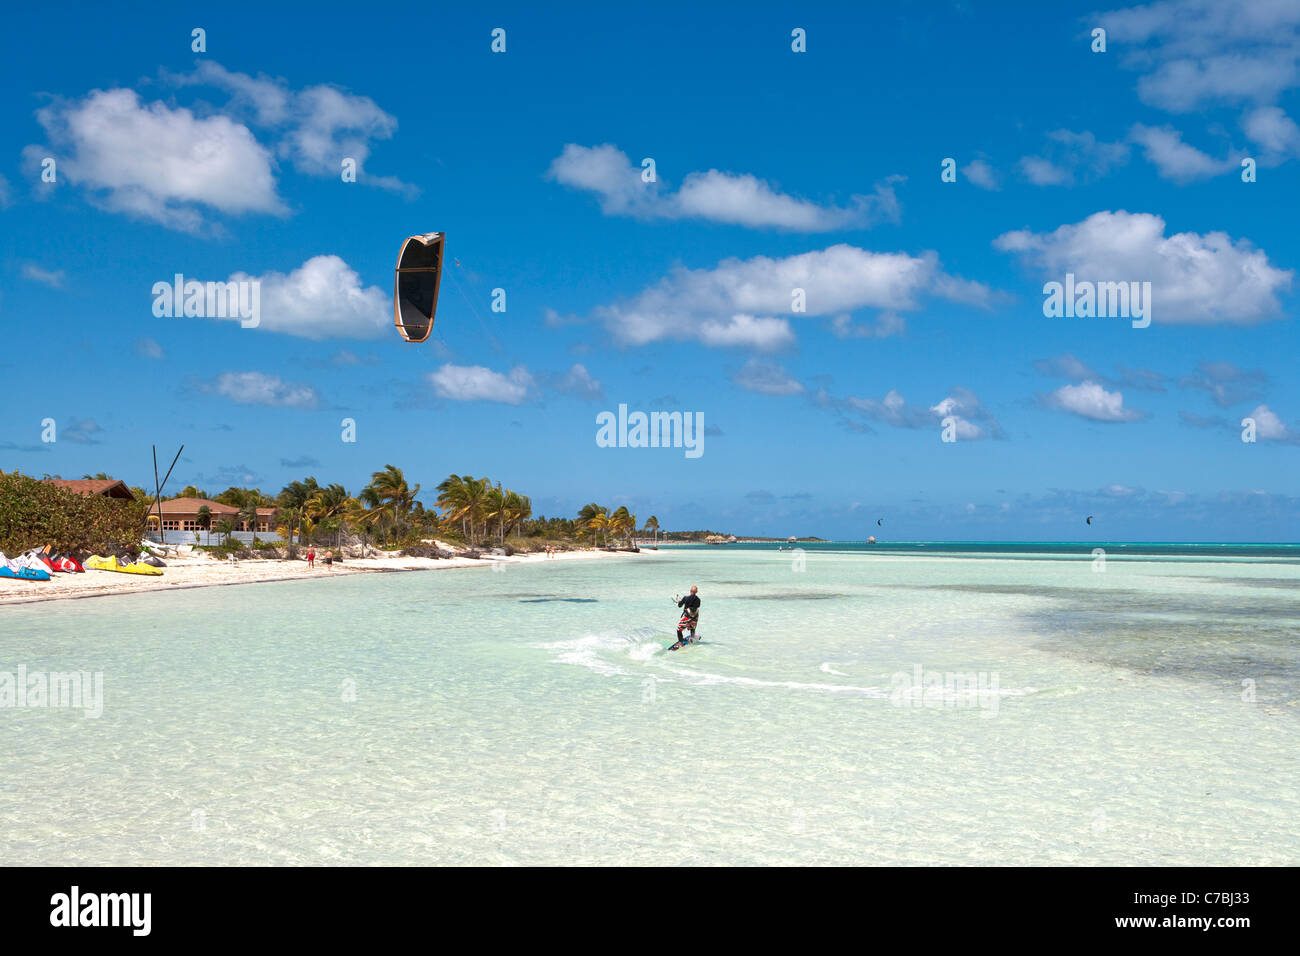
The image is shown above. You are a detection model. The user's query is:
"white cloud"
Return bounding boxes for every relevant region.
[596,244,990,349]
[547,144,653,216]
[548,143,902,230]
[429,364,534,405]
[21,264,64,287]
[1241,105,1300,161]
[830,311,905,339]
[134,337,165,360]
[994,210,1292,325]
[212,255,387,339]
[172,62,409,192]
[1128,124,1239,182]
[1020,156,1071,186]
[1034,353,1100,381]
[1245,403,1293,441]
[1178,361,1268,407]
[1045,381,1144,422]
[207,371,319,408]
[929,388,998,439]
[1102,483,1142,497]
[1019,130,1130,186]
[554,363,604,401]
[696,314,795,350]
[284,85,400,184]
[731,359,803,396]
[841,386,1002,439]
[27,88,284,232]
[62,419,102,444]
[1098,0,1300,112]
[961,159,999,190]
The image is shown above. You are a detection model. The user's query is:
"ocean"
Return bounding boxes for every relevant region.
[1,542,1297,865]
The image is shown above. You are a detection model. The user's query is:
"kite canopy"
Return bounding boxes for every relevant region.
[394,232,444,343]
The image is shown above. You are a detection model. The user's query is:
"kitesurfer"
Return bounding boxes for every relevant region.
[671,586,701,648]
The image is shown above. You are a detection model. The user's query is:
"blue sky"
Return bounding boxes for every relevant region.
[1,1,1297,540]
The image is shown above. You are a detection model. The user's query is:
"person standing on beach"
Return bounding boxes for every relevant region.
[673,586,701,647]
[324,550,334,571]
[307,547,315,569]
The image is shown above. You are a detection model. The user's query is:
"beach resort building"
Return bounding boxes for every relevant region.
[146,497,276,534]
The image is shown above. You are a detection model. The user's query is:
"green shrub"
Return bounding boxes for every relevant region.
[0,471,147,555]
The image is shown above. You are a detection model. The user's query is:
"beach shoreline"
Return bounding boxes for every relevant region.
[0,545,659,607]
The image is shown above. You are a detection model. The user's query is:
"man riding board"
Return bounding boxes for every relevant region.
[671,586,701,650]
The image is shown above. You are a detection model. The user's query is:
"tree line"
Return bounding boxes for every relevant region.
[60,468,662,550]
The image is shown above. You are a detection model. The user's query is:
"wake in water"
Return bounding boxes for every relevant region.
[534,627,880,700]
[537,627,1043,709]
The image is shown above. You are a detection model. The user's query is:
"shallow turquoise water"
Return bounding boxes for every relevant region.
[1,548,1297,865]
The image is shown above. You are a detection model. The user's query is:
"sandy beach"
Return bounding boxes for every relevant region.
[0,544,656,606]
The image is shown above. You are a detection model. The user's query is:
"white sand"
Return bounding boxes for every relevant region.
[0,545,662,606]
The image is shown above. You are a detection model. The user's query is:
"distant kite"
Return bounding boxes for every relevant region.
[1086,515,1094,525]
[877,518,883,526]
[394,233,445,343]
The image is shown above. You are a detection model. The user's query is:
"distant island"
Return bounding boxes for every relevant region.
[654,531,826,543]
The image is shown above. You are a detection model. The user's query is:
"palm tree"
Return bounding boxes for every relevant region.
[502,491,531,541]
[461,476,489,545]
[278,514,316,545]
[305,483,348,521]
[410,501,441,538]
[644,515,660,547]
[196,505,212,531]
[214,517,235,546]
[436,475,491,544]
[577,503,607,546]
[436,475,471,540]
[609,506,635,546]
[238,502,260,547]
[364,465,420,543]
[304,484,349,546]
[347,488,387,551]
[484,484,506,544]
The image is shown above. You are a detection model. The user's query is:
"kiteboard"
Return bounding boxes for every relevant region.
[394,233,445,343]
[668,635,702,651]
[0,566,50,581]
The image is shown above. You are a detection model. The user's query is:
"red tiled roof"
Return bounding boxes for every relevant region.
[152,498,277,516]
[43,478,134,500]
[155,497,240,515]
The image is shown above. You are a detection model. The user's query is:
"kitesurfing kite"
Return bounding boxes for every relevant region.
[877,518,883,526]
[394,233,444,343]
[1086,515,1094,525]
